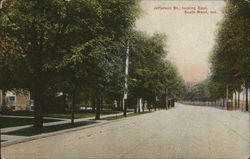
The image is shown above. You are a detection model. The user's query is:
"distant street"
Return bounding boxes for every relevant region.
[2,103,249,159]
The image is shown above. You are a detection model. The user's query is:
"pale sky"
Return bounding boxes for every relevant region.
[136,0,226,83]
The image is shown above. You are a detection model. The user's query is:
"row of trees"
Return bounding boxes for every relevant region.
[127,32,186,112]
[184,79,228,106]
[184,80,210,102]
[0,0,186,130]
[192,0,250,110]
[184,75,248,110]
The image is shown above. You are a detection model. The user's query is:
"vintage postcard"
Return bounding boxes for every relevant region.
[0,0,249,158]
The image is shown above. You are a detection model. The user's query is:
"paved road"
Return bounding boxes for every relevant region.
[2,103,249,159]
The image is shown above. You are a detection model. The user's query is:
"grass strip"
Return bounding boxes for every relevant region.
[2,120,97,136]
[0,117,61,128]
[2,110,125,119]
[101,111,153,120]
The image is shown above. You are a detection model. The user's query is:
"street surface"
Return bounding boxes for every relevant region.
[2,103,249,159]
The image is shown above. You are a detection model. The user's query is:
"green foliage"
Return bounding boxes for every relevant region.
[184,77,235,102]
[128,31,186,104]
[0,0,141,127]
[0,0,185,121]
[185,80,210,102]
[210,0,250,91]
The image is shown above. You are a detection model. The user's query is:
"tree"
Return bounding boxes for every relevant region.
[0,0,141,129]
[210,0,250,111]
[128,31,186,111]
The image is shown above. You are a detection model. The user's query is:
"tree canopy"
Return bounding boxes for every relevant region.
[0,0,187,128]
[209,0,249,110]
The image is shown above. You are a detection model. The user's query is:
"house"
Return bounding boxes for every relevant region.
[0,90,32,111]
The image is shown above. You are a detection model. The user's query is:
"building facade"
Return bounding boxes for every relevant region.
[0,90,31,111]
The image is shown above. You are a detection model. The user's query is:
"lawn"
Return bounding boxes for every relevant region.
[45,113,96,119]
[45,110,123,119]
[0,117,61,128]
[3,110,123,119]
[2,120,98,136]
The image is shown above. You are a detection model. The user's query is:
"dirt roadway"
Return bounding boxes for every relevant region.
[2,103,249,159]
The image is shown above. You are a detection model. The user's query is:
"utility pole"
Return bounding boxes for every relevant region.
[123,42,129,117]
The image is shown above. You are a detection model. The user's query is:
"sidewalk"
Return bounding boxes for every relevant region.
[1,112,133,147]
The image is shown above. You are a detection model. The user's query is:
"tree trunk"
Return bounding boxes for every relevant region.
[154,96,157,111]
[91,96,96,113]
[100,96,103,111]
[71,94,75,125]
[101,96,103,112]
[138,98,141,113]
[234,91,237,110]
[95,97,101,120]
[34,87,44,131]
[118,99,121,110]
[120,99,123,111]
[142,100,145,112]
[245,81,248,111]
[2,90,6,106]
[134,99,137,113]
[238,91,240,109]
[123,99,127,117]
[222,98,225,108]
